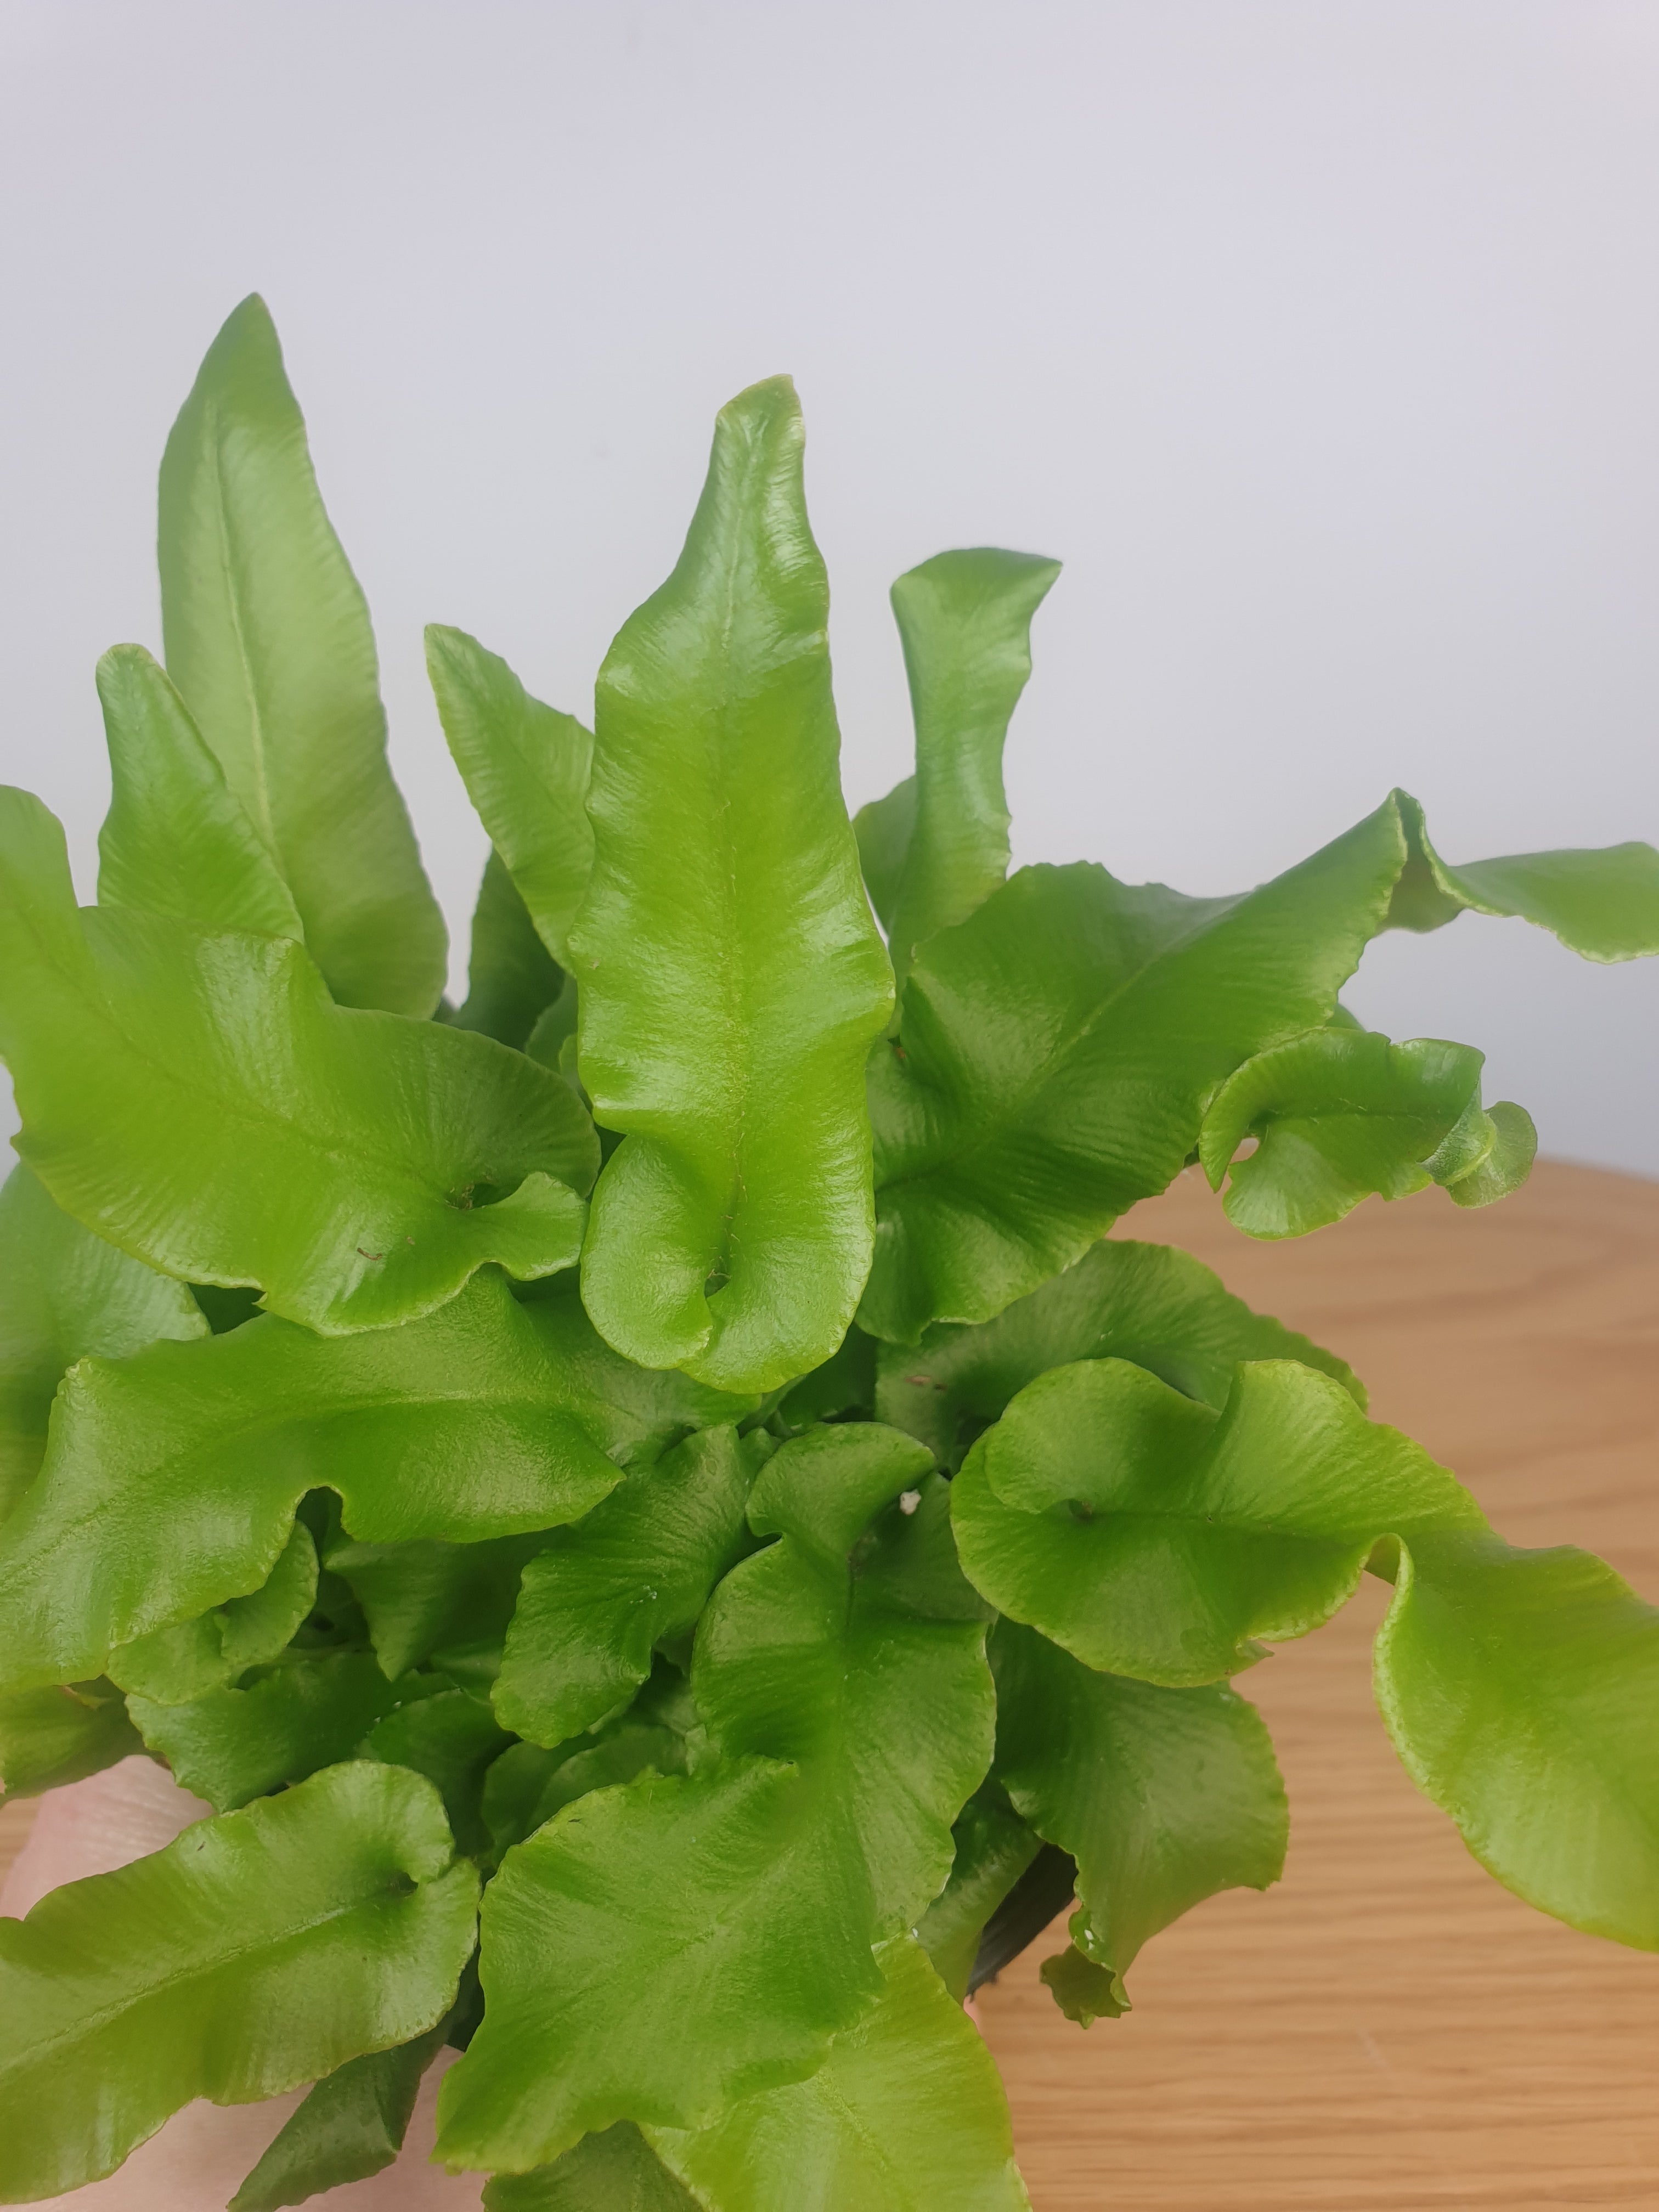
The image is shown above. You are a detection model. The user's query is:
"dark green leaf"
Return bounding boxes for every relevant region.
[0,1680,142,1802]
[572,376,894,1393]
[776,1322,878,1430]
[861,795,1410,1342]
[0,1761,478,2200]
[1039,1946,1126,2026]
[426,626,595,967]
[914,1782,1042,2002]
[362,1684,514,1856]
[482,1717,691,1863]
[851,776,916,932]
[128,1649,403,1810]
[484,2125,699,2210]
[877,1234,1362,1470]
[0,788,595,1333]
[95,644,303,941]
[884,547,1059,986]
[328,1530,550,1680]
[952,1356,1483,1683]
[159,295,447,1015]
[449,849,566,1049]
[1376,1530,1659,1949]
[650,1938,1030,2212]
[992,1619,1286,2010]
[108,1521,318,1705]
[0,1163,206,1517]
[230,2024,449,2212]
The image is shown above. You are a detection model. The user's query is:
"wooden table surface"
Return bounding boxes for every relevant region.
[2,1159,1656,2209]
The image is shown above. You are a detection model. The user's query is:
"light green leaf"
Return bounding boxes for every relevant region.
[1039,1946,1126,2027]
[495,1425,761,1747]
[877,1234,1361,1470]
[0,788,596,1333]
[0,1271,651,1691]
[0,1760,478,2202]
[159,294,447,1015]
[914,1782,1042,2002]
[230,2024,449,2212]
[426,626,596,968]
[362,1683,514,1857]
[952,1357,1483,1683]
[485,2125,700,2211]
[1387,789,1659,960]
[1376,1531,1659,1950]
[328,1530,551,1680]
[435,1758,884,2171]
[109,1521,318,1705]
[448,849,565,1049]
[1199,1027,1534,1238]
[851,776,916,932]
[0,1680,142,1802]
[95,644,303,941]
[992,1619,1286,2010]
[861,794,1410,1342]
[128,1649,403,1810]
[0,1163,206,1517]
[572,376,894,1393]
[1444,1097,1537,1210]
[884,547,1060,986]
[650,1938,1030,2212]
[482,1715,691,1863]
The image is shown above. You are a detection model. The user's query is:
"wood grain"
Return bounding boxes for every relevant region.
[1,1160,1654,2207]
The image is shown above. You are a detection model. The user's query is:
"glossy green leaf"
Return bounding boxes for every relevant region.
[861,794,1410,1342]
[884,547,1060,985]
[877,1234,1361,1470]
[482,1714,691,1863]
[851,776,916,932]
[572,376,894,1393]
[448,849,565,1049]
[1443,1097,1538,1209]
[650,1938,1030,2212]
[0,788,596,1331]
[1376,1531,1659,1949]
[495,1425,762,1746]
[230,2024,449,2212]
[128,1649,403,1810]
[952,1357,1484,1683]
[1387,789,1659,960]
[159,294,447,1015]
[485,2125,699,2211]
[914,1781,1043,2001]
[426,626,596,967]
[328,1530,551,1680]
[992,1620,1286,2010]
[362,1683,514,1856]
[0,1163,206,1517]
[0,1760,478,2201]
[0,1271,657,1691]
[435,1758,884,2171]
[108,1521,318,1705]
[1200,1027,1534,1238]
[0,1679,142,1802]
[95,644,303,941]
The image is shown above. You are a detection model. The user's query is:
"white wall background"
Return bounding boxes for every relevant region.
[2,0,1657,1171]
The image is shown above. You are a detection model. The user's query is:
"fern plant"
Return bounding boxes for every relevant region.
[0,296,1656,2210]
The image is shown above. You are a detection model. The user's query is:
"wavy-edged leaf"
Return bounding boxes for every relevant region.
[495,1425,763,1747]
[861,795,1410,1342]
[0,1163,206,1517]
[448,849,565,1049]
[426,626,595,967]
[230,2023,449,2212]
[109,1521,318,1705]
[0,788,596,1331]
[434,1757,884,2171]
[914,1781,1043,2002]
[1200,1027,1534,1238]
[877,1235,1362,1470]
[362,1683,514,1857]
[128,1649,404,1810]
[572,376,894,1393]
[95,644,303,941]
[0,1271,662,1691]
[1387,789,1659,960]
[884,547,1059,986]
[952,1357,1483,1684]
[484,2125,700,2210]
[851,776,916,932]
[0,1761,478,2202]
[328,1530,551,1681]
[650,1937,1030,2212]
[1443,1098,1537,1209]
[1376,1530,1659,1949]
[992,1619,1286,2011]
[159,294,447,1015]
[0,1680,141,1802]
